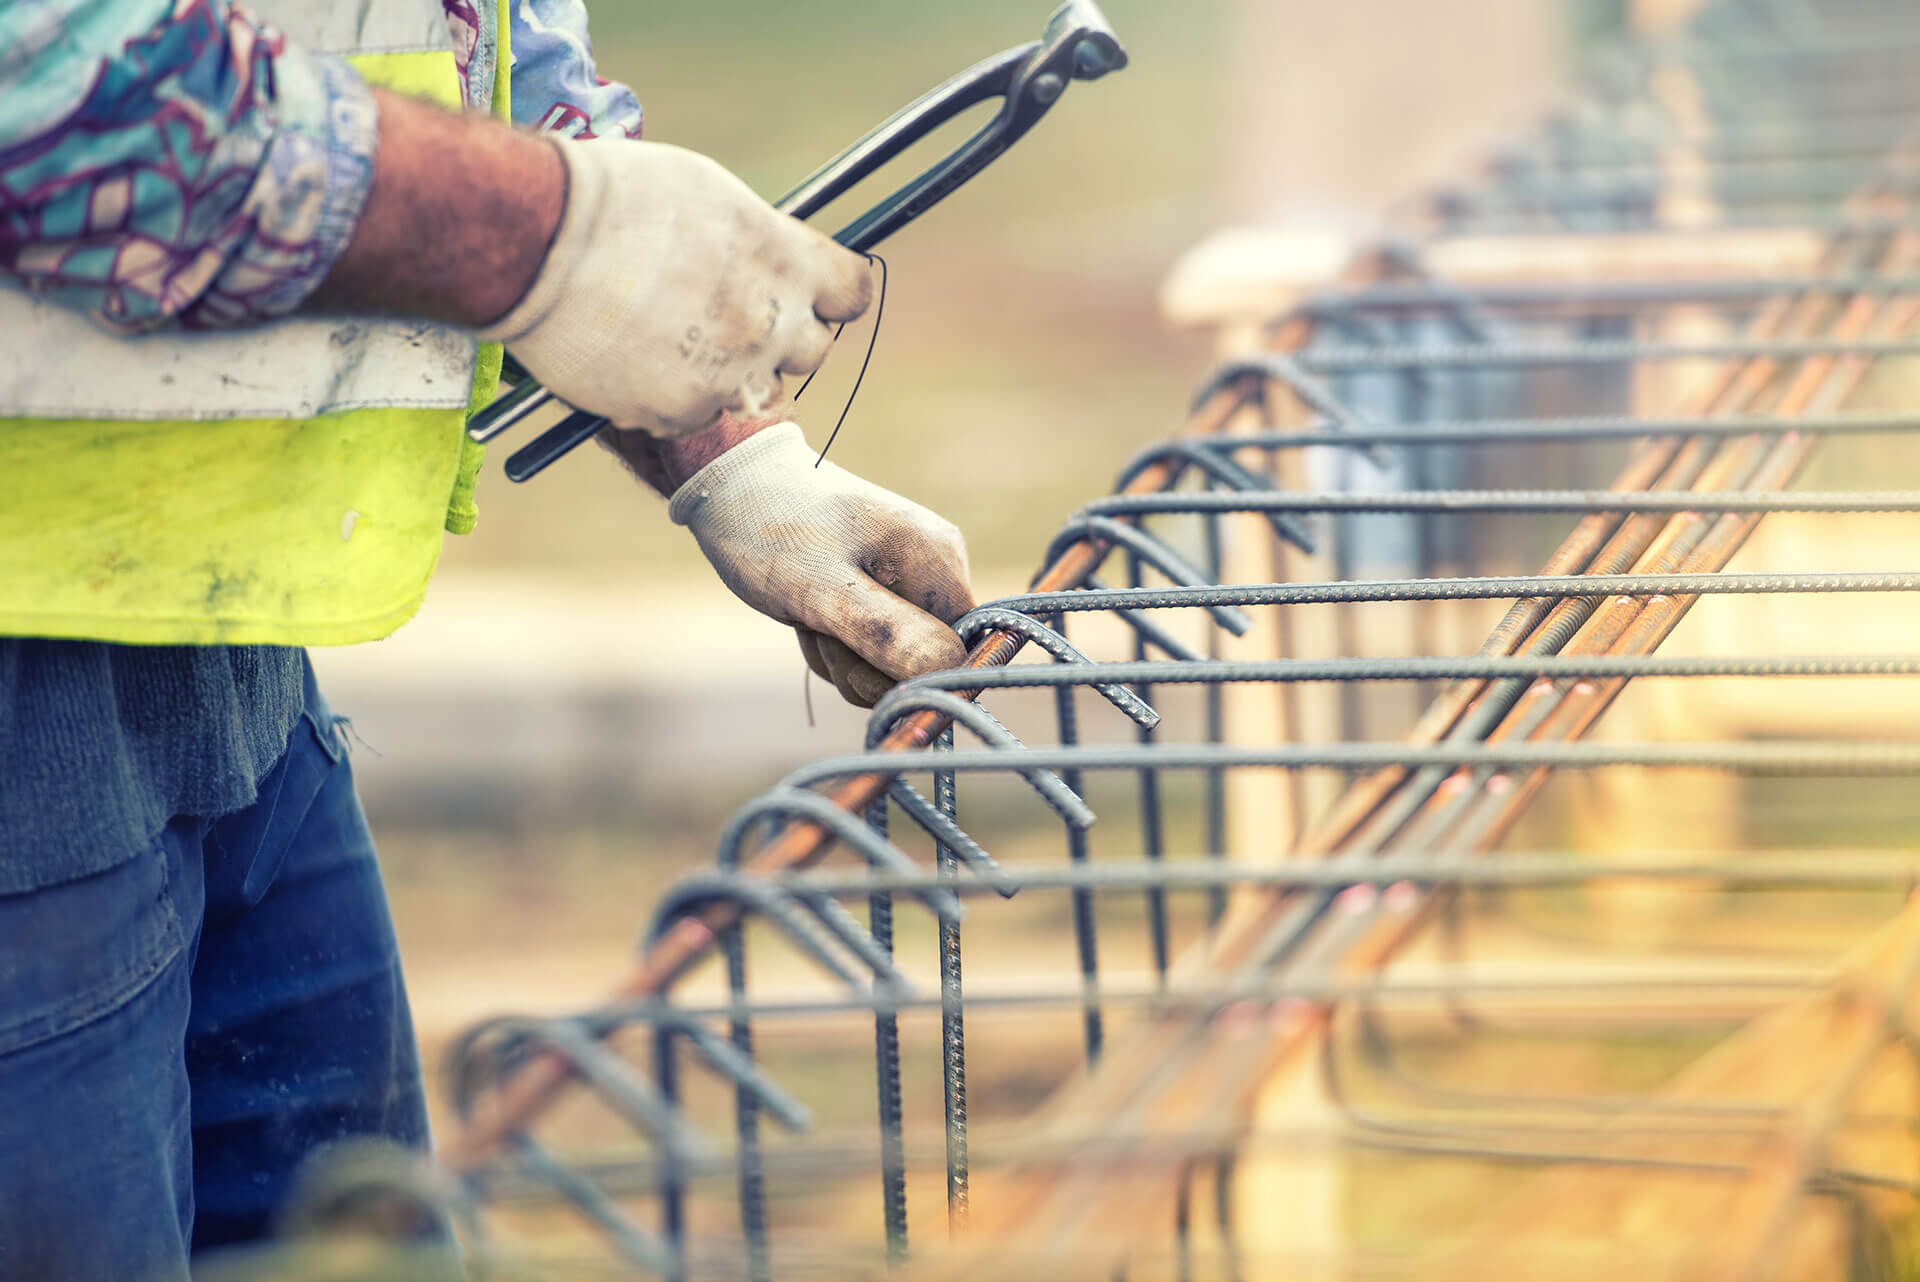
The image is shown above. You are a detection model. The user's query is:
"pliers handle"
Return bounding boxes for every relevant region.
[466,0,1126,482]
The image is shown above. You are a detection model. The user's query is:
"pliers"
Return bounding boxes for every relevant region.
[465,0,1128,482]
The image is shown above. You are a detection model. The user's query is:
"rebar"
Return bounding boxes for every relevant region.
[386,3,1920,1279]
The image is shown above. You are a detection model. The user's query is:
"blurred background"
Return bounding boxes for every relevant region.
[310,0,1607,1115]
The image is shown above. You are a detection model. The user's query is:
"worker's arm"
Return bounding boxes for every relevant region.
[313,85,968,696]
[0,0,642,332]
[300,89,563,330]
[0,0,863,425]
[0,1,967,697]
[310,84,870,436]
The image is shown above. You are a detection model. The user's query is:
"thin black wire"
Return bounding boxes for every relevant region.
[794,253,888,468]
[792,249,886,725]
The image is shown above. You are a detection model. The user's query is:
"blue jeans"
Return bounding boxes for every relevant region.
[0,679,429,1280]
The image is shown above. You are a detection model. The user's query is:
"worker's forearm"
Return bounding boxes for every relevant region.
[307,89,565,329]
[315,86,868,445]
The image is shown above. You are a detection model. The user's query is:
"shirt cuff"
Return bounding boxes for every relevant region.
[179,49,379,329]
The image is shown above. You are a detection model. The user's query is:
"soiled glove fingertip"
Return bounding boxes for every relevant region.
[848,674,890,709]
[886,626,967,681]
[810,239,875,324]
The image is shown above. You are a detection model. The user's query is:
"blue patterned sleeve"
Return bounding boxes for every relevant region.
[506,0,644,140]
[0,0,378,332]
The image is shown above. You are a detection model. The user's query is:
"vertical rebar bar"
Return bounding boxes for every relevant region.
[652,1025,687,1282]
[721,916,769,1282]
[934,730,970,1232]
[1049,612,1105,1062]
[1214,1156,1244,1282]
[1200,485,1230,927]
[1173,1162,1196,1282]
[866,798,910,1262]
[1128,550,1174,976]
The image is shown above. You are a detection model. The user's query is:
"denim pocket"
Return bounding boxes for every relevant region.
[0,831,187,1057]
[211,708,345,911]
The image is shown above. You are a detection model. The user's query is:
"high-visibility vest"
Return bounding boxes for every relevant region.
[0,0,511,646]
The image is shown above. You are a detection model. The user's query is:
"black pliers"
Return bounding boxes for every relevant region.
[465,0,1127,482]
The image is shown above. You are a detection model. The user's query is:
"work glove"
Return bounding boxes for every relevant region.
[669,424,975,707]
[480,139,872,438]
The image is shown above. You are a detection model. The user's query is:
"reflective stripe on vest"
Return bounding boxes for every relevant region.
[0,0,507,647]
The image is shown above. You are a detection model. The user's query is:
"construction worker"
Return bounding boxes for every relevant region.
[0,1,974,1277]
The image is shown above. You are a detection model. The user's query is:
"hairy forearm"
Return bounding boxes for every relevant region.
[310,87,793,490]
[307,88,565,328]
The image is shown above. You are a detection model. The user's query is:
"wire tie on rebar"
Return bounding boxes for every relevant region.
[667,1017,815,1132]
[950,606,1161,729]
[1288,248,1491,387]
[1372,236,1506,344]
[865,687,1097,832]
[1303,306,1433,382]
[1111,441,1315,555]
[721,787,968,924]
[443,1027,565,1162]
[526,1017,713,1166]
[883,779,1020,898]
[553,998,819,1134]
[644,873,877,991]
[1044,516,1252,637]
[800,890,922,995]
[1188,352,1390,466]
[441,1015,710,1172]
[511,1133,679,1274]
[443,1016,578,1131]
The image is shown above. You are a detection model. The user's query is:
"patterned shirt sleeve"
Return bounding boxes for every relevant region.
[506,0,644,140]
[0,0,377,333]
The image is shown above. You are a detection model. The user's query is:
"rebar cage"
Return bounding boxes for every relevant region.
[301,2,1920,1278]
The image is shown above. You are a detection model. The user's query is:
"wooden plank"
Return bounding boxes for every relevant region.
[1425,896,1920,1282]
[1421,228,1828,286]
[1163,227,1829,332]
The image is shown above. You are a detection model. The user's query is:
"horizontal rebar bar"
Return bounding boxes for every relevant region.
[766,854,1920,900]
[984,571,1920,617]
[1087,489,1920,516]
[779,742,1920,791]
[1192,414,1920,449]
[1298,337,1920,374]
[916,654,1920,687]
[1309,275,1920,313]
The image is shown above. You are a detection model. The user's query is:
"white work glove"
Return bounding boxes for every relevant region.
[481,139,872,438]
[669,424,975,707]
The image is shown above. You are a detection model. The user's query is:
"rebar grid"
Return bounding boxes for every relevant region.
[403,2,1920,1278]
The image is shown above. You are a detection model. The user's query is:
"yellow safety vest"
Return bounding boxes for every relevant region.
[0,0,511,646]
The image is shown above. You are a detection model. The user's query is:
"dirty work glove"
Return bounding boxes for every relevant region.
[669,424,975,707]
[481,139,872,438]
